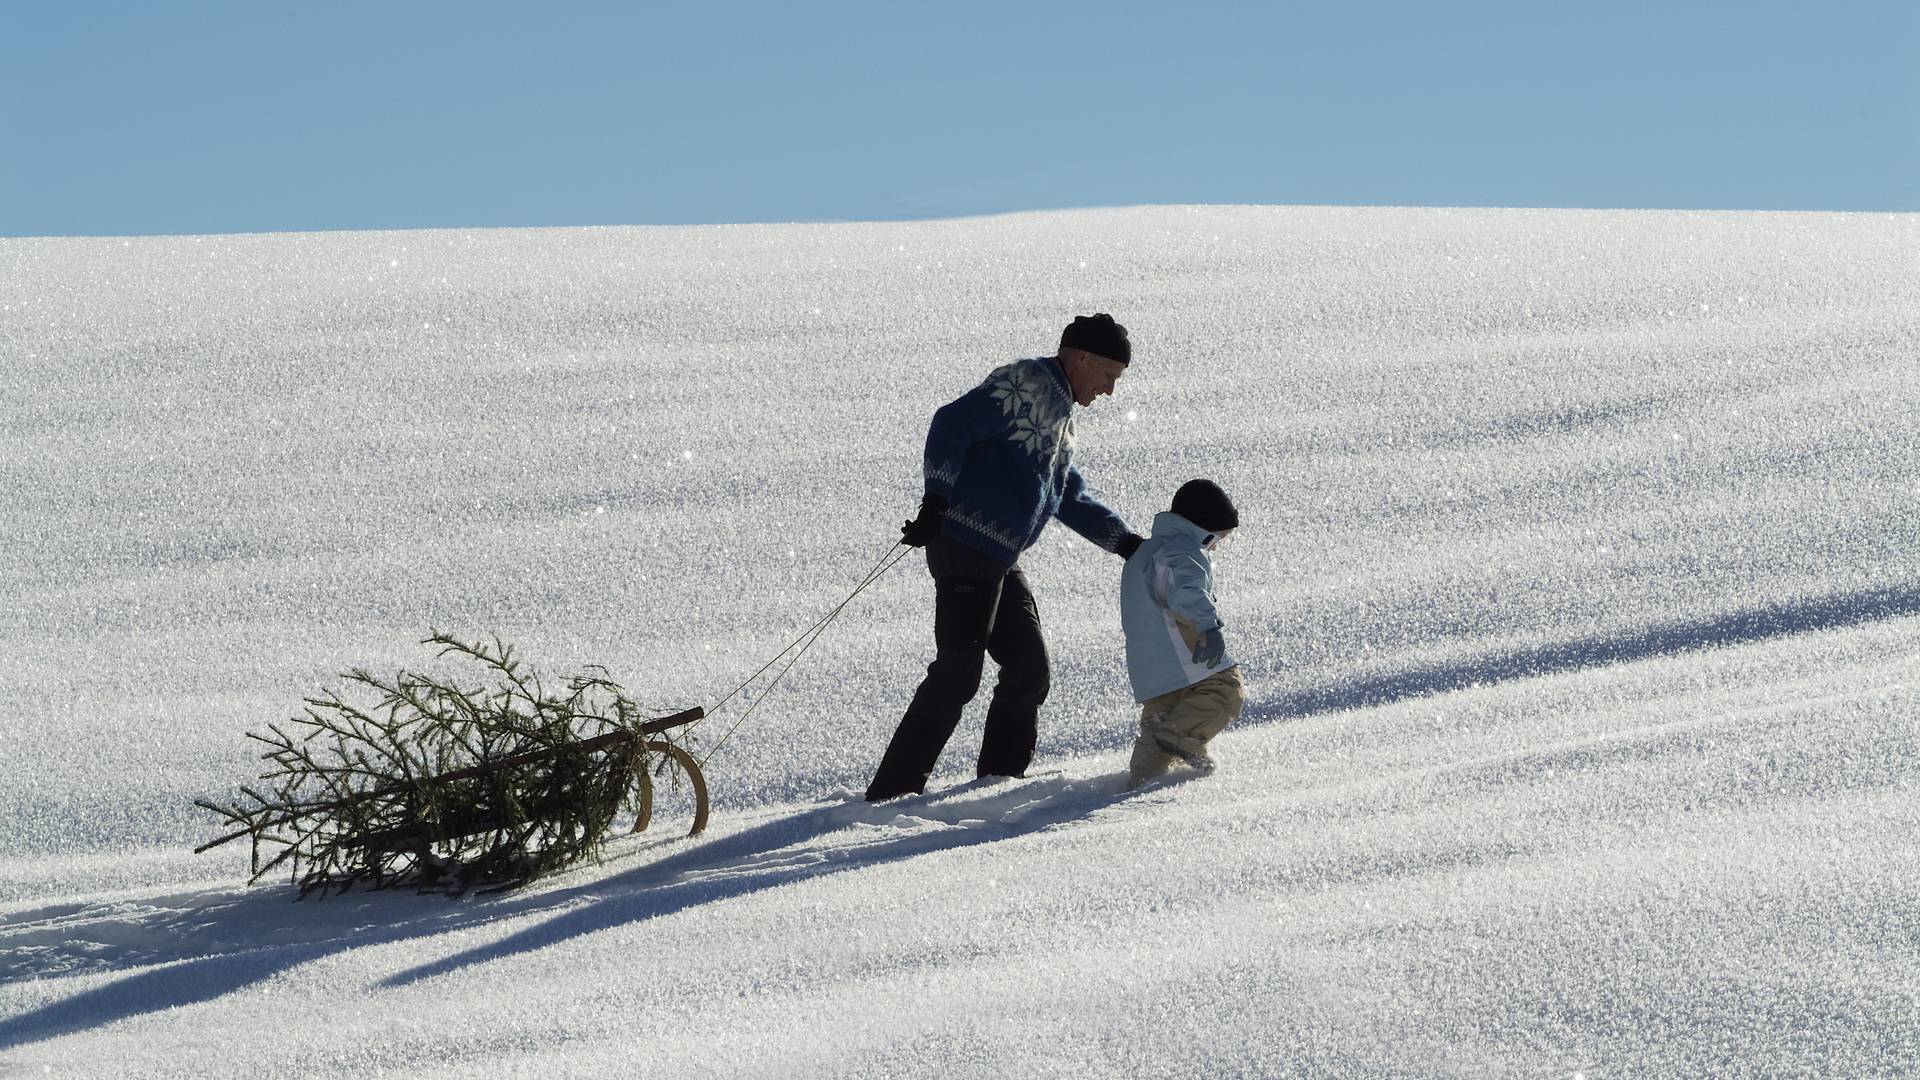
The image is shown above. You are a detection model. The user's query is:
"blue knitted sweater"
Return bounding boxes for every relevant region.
[923,356,1133,566]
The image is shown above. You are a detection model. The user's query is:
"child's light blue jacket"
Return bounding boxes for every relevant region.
[1121,511,1237,703]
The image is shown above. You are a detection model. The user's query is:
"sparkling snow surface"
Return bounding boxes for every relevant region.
[2,206,1916,1077]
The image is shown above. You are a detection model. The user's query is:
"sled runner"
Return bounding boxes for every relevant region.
[196,634,718,896]
[199,544,906,896]
[335,706,713,862]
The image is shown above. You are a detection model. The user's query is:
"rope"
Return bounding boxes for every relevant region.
[692,540,913,765]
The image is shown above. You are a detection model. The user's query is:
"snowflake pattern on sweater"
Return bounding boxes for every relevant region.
[922,356,1129,566]
[988,359,1075,466]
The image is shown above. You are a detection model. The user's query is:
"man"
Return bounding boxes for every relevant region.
[865,314,1145,802]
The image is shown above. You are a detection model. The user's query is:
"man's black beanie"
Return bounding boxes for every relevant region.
[1059,313,1131,364]
[1172,479,1239,533]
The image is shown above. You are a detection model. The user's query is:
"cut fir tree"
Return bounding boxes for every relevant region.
[195,631,708,897]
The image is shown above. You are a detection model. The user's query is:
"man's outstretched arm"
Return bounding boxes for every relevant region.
[1056,464,1144,557]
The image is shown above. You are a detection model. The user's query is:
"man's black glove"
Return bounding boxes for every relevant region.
[1115,533,1145,559]
[901,494,948,547]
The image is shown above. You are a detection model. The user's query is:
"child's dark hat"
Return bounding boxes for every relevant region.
[1172,479,1238,533]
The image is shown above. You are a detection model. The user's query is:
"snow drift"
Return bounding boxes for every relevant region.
[1,206,1915,1077]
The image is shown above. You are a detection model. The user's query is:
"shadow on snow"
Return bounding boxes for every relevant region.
[8,584,1910,1049]
[377,771,1147,986]
[1250,583,1920,723]
[0,772,1149,1050]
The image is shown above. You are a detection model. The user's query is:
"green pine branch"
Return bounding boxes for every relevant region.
[195,630,700,897]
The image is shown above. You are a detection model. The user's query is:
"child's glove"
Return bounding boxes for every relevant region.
[1116,533,1144,559]
[1192,627,1225,668]
[900,494,948,547]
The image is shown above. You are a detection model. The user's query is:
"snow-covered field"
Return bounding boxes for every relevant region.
[2,205,1915,1077]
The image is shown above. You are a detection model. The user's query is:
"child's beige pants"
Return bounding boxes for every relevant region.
[1128,666,1245,786]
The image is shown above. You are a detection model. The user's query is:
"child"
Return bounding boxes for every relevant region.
[1120,479,1245,787]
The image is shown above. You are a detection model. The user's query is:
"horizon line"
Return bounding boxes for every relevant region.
[6,200,1914,243]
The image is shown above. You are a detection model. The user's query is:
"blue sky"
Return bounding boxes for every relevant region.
[3,1,1914,236]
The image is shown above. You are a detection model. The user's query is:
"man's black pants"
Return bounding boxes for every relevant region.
[864,536,1050,801]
